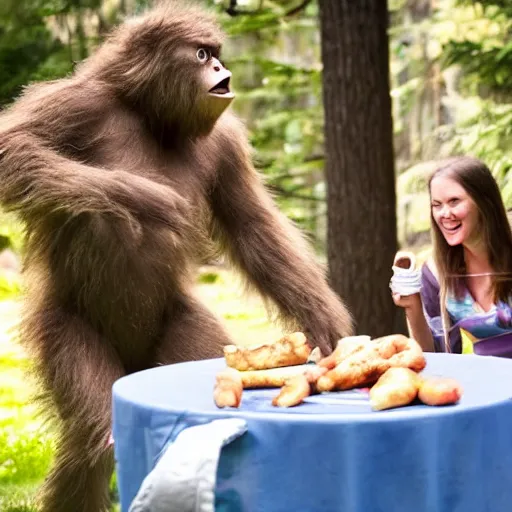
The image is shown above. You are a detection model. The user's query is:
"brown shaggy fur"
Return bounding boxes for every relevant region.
[0,1,353,510]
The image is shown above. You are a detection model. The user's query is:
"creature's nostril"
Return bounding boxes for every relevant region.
[214,65,220,72]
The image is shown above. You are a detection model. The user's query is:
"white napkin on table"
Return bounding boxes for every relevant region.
[129,418,248,512]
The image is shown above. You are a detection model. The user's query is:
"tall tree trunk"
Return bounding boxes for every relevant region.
[319,0,406,337]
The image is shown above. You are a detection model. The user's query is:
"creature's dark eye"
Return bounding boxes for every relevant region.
[196,48,210,63]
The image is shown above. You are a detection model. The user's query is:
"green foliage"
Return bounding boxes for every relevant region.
[0,491,38,512]
[0,301,51,508]
[393,0,512,235]
[0,429,53,486]
[445,99,512,206]
[443,37,512,95]
[198,270,222,284]
[0,212,25,254]
[0,213,23,300]
[454,0,512,17]
[223,9,282,35]
[438,1,512,205]
[0,1,74,106]
[213,1,325,240]
[0,273,22,302]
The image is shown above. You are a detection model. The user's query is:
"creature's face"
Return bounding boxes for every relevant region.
[198,46,234,115]
[430,176,481,248]
[175,43,234,125]
[107,6,234,136]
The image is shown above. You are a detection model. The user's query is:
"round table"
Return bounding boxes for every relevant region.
[112,353,512,512]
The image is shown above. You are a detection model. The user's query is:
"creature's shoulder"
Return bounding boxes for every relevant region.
[4,78,118,137]
[16,78,101,113]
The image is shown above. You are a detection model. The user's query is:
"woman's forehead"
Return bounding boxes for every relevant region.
[430,175,468,199]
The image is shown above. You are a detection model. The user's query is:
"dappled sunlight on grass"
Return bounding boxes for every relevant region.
[196,266,285,346]
[0,300,51,512]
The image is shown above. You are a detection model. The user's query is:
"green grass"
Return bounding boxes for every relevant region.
[196,267,284,344]
[0,267,279,511]
[0,300,49,512]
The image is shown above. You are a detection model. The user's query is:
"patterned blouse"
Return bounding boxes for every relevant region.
[420,263,512,357]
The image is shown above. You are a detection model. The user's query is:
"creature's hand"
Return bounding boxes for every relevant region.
[303,329,335,357]
[304,304,354,357]
[113,172,191,234]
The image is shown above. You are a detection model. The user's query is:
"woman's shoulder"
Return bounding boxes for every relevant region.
[421,256,439,286]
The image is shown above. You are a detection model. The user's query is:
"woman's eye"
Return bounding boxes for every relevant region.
[449,198,459,206]
[196,48,210,63]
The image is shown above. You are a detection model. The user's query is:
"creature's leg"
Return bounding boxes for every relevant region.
[155,294,232,364]
[23,305,125,512]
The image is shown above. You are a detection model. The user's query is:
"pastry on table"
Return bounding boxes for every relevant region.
[272,365,328,408]
[370,367,422,411]
[223,332,312,371]
[317,335,372,369]
[316,334,426,392]
[214,368,243,408]
[418,376,463,406]
[214,330,462,412]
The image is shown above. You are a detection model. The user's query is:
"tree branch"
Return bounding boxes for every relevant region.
[268,185,325,202]
[285,0,313,17]
[224,0,312,18]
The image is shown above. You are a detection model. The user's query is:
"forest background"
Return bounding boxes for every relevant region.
[1,0,511,509]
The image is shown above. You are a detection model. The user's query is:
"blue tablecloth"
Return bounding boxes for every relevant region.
[112,353,512,512]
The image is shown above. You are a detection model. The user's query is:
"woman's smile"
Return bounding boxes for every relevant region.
[430,176,480,247]
[440,220,462,233]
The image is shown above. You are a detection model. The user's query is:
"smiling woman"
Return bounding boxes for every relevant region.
[430,176,481,249]
[392,156,512,356]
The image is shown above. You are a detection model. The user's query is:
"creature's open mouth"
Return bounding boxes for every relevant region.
[209,77,231,95]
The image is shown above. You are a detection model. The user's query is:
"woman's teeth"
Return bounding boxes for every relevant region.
[443,223,461,233]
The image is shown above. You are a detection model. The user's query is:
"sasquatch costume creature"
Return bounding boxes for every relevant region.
[0,2,353,510]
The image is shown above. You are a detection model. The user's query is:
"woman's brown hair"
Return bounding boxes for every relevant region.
[428,156,512,349]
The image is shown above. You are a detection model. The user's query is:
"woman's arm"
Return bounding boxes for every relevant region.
[392,260,445,352]
[394,259,463,353]
[393,292,435,352]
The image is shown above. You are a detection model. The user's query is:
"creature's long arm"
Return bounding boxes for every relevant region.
[210,116,354,355]
[0,85,188,232]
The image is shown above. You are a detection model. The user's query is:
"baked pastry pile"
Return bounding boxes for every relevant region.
[214,333,463,411]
